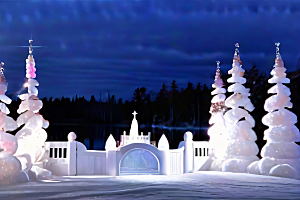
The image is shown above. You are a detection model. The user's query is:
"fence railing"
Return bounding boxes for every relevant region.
[44,138,211,176]
[120,132,151,146]
[169,147,184,175]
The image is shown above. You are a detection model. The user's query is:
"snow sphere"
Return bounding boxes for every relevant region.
[0,153,23,185]
[210,159,224,171]
[68,132,77,141]
[222,159,250,173]
[269,164,300,179]
[247,161,260,175]
[28,99,43,113]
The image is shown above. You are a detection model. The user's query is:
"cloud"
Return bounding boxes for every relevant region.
[1,0,300,101]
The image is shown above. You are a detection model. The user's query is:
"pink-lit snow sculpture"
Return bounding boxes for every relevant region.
[14,40,52,181]
[0,62,27,185]
[251,43,300,179]
[207,61,227,163]
[212,43,259,173]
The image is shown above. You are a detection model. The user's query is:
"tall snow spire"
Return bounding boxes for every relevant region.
[213,61,224,88]
[129,110,139,137]
[26,39,37,79]
[233,43,242,66]
[275,42,281,59]
[29,39,33,56]
[274,42,284,69]
[208,61,227,163]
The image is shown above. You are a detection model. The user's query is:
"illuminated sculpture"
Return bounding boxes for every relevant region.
[207,61,227,164]
[14,40,51,181]
[0,62,25,185]
[213,43,259,172]
[248,43,300,179]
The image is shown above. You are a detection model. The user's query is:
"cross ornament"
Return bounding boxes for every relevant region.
[132,111,138,118]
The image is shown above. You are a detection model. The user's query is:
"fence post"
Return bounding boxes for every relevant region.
[105,134,117,176]
[67,132,77,176]
[184,131,194,173]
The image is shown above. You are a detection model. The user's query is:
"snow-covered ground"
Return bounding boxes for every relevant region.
[0,172,299,199]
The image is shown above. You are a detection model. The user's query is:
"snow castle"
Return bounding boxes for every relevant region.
[120,111,151,146]
[43,111,211,176]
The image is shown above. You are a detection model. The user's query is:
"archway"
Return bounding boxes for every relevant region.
[119,148,160,175]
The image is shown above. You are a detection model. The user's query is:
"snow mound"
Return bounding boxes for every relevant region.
[269,164,300,179]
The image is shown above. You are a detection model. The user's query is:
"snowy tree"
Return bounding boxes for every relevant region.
[14,40,51,181]
[207,61,227,160]
[248,43,300,179]
[218,43,259,173]
[0,62,25,185]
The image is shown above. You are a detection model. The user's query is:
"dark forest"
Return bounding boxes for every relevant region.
[8,66,300,154]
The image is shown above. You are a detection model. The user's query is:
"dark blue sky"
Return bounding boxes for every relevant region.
[0,0,300,101]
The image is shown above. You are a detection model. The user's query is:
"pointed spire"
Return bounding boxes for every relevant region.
[158,134,169,150]
[275,42,281,59]
[235,43,239,56]
[29,39,33,56]
[26,39,37,79]
[233,43,242,65]
[213,61,224,88]
[105,134,116,150]
[274,42,284,68]
[129,111,139,137]
[132,110,138,119]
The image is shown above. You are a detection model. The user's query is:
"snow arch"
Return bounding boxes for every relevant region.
[119,148,160,175]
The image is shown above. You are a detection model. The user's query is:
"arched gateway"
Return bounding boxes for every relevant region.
[117,143,164,175]
[119,148,159,175]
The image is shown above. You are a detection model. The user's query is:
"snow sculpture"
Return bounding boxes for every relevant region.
[218,43,259,173]
[105,134,116,150]
[129,111,139,137]
[0,62,27,185]
[184,131,194,173]
[14,40,52,181]
[207,61,227,160]
[158,134,169,150]
[68,131,77,141]
[251,43,300,179]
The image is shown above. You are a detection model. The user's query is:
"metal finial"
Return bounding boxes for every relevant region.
[0,62,6,82]
[234,43,240,56]
[275,42,280,58]
[216,61,220,73]
[216,61,220,68]
[0,62,4,73]
[29,39,33,56]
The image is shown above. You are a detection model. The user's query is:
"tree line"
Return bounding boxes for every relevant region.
[7,66,300,152]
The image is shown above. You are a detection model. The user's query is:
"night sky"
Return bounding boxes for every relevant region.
[0,0,300,101]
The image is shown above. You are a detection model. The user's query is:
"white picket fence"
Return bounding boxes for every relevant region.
[45,142,72,176]
[170,147,184,175]
[44,136,211,176]
[193,141,211,172]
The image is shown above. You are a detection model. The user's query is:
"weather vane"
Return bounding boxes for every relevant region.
[275,42,280,58]
[14,34,46,56]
